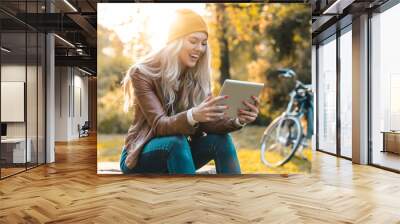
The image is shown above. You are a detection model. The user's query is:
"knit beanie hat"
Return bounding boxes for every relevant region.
[167,9,208,44]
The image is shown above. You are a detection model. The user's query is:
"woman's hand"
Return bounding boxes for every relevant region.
[237,96,260,125]
[192,95,229,122]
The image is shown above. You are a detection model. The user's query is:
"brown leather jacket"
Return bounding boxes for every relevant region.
[124,70,243,169]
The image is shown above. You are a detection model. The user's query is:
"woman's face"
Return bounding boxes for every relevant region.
[178,32,208,69]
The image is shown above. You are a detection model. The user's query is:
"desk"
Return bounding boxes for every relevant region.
[382,131,400,154]
[1,138,31,163]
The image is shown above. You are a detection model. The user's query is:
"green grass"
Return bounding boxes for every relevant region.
[97,126,312,174]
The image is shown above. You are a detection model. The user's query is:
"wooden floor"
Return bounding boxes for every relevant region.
[1,135,400,223]
[0,167,26,178]
[372,150,400,171]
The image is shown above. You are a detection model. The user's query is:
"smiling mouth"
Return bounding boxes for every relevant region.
[189,54,200,61]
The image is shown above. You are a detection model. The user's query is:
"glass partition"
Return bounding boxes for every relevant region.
[0,1,46,179]
[1,31,28,177]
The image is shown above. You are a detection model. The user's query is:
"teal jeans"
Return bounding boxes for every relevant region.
[120,134,241,174]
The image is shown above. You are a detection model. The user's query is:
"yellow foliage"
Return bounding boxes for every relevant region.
[247,59,269,83]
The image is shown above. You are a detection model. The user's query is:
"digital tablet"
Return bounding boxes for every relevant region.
[218,79,264,118]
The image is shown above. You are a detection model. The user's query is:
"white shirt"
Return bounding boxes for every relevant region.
[187,108,198,126]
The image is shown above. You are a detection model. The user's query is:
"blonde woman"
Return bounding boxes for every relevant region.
[120,9,260,174]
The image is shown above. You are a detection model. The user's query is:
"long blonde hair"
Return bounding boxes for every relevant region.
[122,36,211,115]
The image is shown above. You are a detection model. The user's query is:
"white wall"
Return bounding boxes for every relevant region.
[54,67,89,141]
[71,72,89,139]
[55,67,69,141]
[1,65,35,138]
[1,64,46,164]
[1,66,25,127]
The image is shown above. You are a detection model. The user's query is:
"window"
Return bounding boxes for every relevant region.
[371,2,400,171]
[339,28,352,158]
[317,35,337,154]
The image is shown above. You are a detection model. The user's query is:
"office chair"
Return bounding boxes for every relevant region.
[79,121,90,138]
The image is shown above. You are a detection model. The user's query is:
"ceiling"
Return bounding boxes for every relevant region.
[0,0,98,75]
[1,0,394,73]
[311,0,390,43]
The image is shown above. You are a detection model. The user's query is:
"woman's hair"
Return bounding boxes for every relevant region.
[122,36,211,115]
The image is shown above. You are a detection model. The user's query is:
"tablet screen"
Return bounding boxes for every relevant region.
[218,79,264,118]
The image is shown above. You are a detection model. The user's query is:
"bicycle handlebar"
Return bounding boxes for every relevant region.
[295,80,312,92]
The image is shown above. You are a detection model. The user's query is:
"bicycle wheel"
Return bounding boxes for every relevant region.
[261,115,302,167]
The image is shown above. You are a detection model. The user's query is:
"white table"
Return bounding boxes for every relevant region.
[1,138,31,163]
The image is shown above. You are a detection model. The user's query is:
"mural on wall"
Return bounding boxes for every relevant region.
[97,3,312,174]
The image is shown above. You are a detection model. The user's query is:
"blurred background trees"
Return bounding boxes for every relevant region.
[98,3,311,134]
[208,3,311,125]
[97,25,147,133]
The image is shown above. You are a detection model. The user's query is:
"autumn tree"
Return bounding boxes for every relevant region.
[207,3,310,125]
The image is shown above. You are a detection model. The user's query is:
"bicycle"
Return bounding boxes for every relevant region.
[260,69,314,167]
